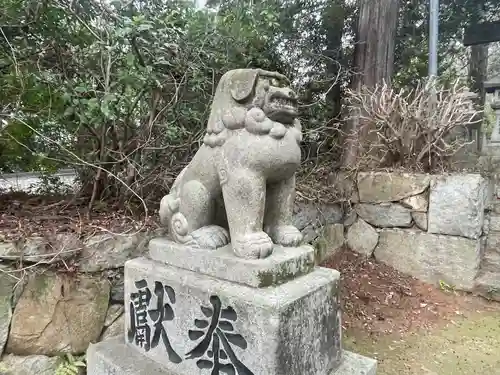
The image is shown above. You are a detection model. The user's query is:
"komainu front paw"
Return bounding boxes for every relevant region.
[265,225,303,247]
[189,225,230,249]
[232,231,274,259]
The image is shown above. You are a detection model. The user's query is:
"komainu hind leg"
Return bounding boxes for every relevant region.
[159,180,229,249]
[264,176,303,247]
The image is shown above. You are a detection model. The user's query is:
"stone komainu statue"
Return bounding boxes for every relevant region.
[159,68,304,259]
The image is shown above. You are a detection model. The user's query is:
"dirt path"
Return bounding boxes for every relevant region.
[344,311,500,375]
[322,248,500,375]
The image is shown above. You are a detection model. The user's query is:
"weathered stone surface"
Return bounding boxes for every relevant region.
[357,172,431,203]
[412,212,428,231]
[149,237,315,288]
[332,351,377,375]
[103,305,123,327]
[474,234,500,301]
[355,203,412,228]
[88,337,376,375]
[293,202,343,230]
[401,192,428,212]
[344,209,357,227]
[87,335,183,375]
[158,69,306,259]
[78,233,151,272]
[0,234,81,263]
[294,202,343,244]
[123,257,342,375]
[99,314,124,342]
[374,229,481,290]
[0,274,17,356]
[0,242,18,259]
[489,216,500,232]
[109,272,124,303]
[315,224,345,263]
[0,354,59,375]
[427,174,487,239]
[347,219,379,257]
[6,272,110,355]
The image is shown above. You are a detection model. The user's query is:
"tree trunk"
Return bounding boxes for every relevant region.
[468,44,489,152]
[342,0,399,167]
[469,44,489,105]
[323,1,345,121]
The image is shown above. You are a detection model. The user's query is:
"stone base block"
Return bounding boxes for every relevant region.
[123,257,341,375]
[87,336,377,375]
[149,238,316,288]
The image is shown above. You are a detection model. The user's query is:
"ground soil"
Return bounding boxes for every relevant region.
[322,247,500,375]
[0,192,158,241]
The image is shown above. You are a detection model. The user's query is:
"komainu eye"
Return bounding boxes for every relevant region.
[271,78,281,87]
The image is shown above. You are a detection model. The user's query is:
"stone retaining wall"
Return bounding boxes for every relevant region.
[0,202,342,373]
[345,171,500,301]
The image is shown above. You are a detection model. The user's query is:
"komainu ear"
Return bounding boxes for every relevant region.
[229,69,259,103]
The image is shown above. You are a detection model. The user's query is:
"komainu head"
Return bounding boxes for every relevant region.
[204,69,300,147]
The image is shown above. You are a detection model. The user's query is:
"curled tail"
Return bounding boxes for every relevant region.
[159,192,196,246]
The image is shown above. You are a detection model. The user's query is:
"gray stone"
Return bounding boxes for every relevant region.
[301,226,321,244]
[103,304,123,327]
[401,192,428,212]
[0,242,18,260]
[158,69,306,259]
[347,219,379,257]
[122,257,342,375]
[88,337,376,375]
[427,174,487,239]
[149,237,315,288]
[0,235,81,264]
[355,203,412,228]
[315,224,345,263]
[293,202,342,231]
[293,203,342,245]
[357,172,430,203]
[79,233,151,272]
[332,351,377,375]
[6,272,110,355]
[473,234,500,301]
[87,335,191,375]
[412,212,428,231]
[0,274,16,356]
[489,216,500,232]
[110,273,124,303]
[99,314,124,341]
[344,209,357,227]
[374,229,481,290]
[0,354,59,375]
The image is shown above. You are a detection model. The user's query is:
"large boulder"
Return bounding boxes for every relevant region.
[78,233,152,272]
[293,202,342,244]
[427,174,487,239]
[0,271,17,356]
[401,192,429,212]
[315,223,345,263]
[374,229,481,290]
[6,272,110,355]
[0,234,82,264]
[412,212,428,231]
[346,218,379,257]
[474,233,500,301]
[357,172,431,203]
[355,203,412,228]
[0,354,59,375]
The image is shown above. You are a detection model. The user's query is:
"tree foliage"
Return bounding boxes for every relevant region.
[1,0,499,207]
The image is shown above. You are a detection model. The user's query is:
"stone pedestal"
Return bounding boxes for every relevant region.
[86,238,377,375]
